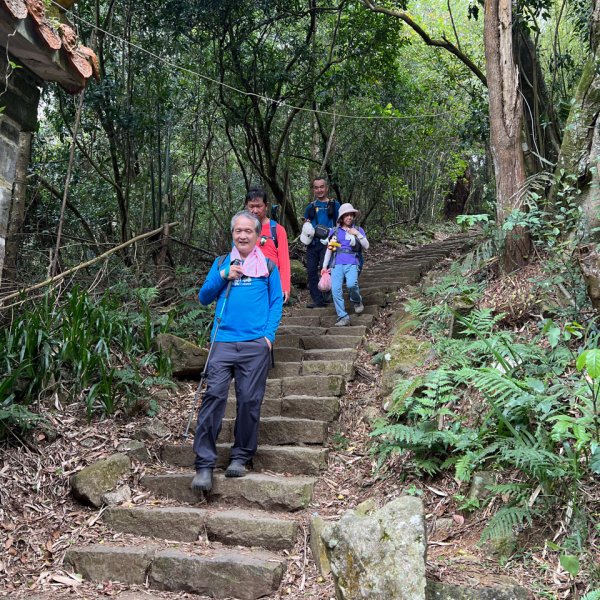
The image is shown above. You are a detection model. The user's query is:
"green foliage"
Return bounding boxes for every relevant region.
[0,287,174,430]
[560,554,580,577]
[373,280,599,551]
[479,506,534,543]
[456,213,489,228]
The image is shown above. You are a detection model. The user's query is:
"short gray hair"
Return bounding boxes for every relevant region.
[231,210,261,235]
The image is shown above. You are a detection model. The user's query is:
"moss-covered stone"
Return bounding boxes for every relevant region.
[390,305,420,336]
[290,259,308,288]
[70,453,131,507]
[321,496,426,599]
[381,335,432,398]
[153,333,208,378]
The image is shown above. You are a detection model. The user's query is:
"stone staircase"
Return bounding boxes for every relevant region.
[64,235,477,599]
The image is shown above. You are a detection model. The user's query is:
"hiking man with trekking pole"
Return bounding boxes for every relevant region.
[190,210,283,493]
[245,187,291,303]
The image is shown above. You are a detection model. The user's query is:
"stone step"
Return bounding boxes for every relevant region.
[279,325,327,336]
[227,378,282,401]
[220,416,328,445]
[268,362,301,379]
[162,443,328,475]
[325,325,366,336]
[294,304,380,317]
[274,334,301,348]
[300,335,362,350]
[281,315,322,327]
[282,395,340,422]
[227,374,344,401]
[281,374,345,397]
[359,275,419,286]
[320,313,374,328]
[340,288,390,302]
[359,284,406,295]
[274,346,305,362]
[222,391,339,421]
[304,348,358,361]
[303,359,354,377]
[64,544,284,600]
[104,506,297,550]
[224,396,281,418]
[142,472,316,511]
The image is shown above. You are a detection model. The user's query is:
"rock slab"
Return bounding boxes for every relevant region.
[154,333,208,378]
[321,496,427,600]
[70,453,131,508]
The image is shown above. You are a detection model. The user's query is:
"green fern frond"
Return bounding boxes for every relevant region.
[455,452,476,482]
[486,483,531,498]
[370,423,427,446]
[390,377,424,414]
[413,457,443,476]
[500,446,564,479]
[581,590,600,600]
[459,367,530,405]
[480,506,534,542]
[405,298,428,318]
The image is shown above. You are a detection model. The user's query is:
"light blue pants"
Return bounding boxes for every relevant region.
[331,263,362,320]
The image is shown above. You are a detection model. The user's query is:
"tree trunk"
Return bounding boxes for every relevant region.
[514,26,562,173]
[484,0,532,272]
[552,0,600,239]
[443,167,471,219]
[3,131,32,287]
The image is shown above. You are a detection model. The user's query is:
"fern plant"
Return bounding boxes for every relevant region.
[372,296,599,551]
[372,368,483,476]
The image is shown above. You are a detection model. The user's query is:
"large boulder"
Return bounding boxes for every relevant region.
[321,496,427,600]
[154,333,208,378]
[70,453,131,507]
[290,259,308,288]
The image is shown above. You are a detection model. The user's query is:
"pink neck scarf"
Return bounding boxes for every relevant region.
[230,245,269,277]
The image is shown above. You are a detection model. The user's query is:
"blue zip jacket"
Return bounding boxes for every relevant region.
[199,256,283,343]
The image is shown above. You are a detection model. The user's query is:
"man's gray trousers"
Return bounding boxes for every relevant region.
[193,339,271,470]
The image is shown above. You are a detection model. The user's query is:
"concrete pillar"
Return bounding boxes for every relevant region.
[0,53,40,288]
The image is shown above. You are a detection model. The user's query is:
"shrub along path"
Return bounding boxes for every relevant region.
[63,234,478,599]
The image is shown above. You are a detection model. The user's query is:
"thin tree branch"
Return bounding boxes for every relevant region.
[0,223,178,308]
[361,0,487,86]
[36,176,100,253]
[51,91,85,277]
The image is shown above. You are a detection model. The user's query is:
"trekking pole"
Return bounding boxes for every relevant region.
[181,260,240,442]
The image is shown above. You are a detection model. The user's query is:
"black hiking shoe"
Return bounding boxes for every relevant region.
[306,302,326,309]
[191,468,213,492]
[225,459,246,478]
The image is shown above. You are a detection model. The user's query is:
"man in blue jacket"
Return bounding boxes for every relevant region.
[303,177,340,308]
[191,211,283,492]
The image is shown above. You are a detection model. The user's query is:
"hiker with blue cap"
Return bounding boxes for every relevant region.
[190,210,283,493]
[321,203,369,327]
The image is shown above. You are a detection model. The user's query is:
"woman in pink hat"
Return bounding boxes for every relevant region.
[321,203,369,326]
